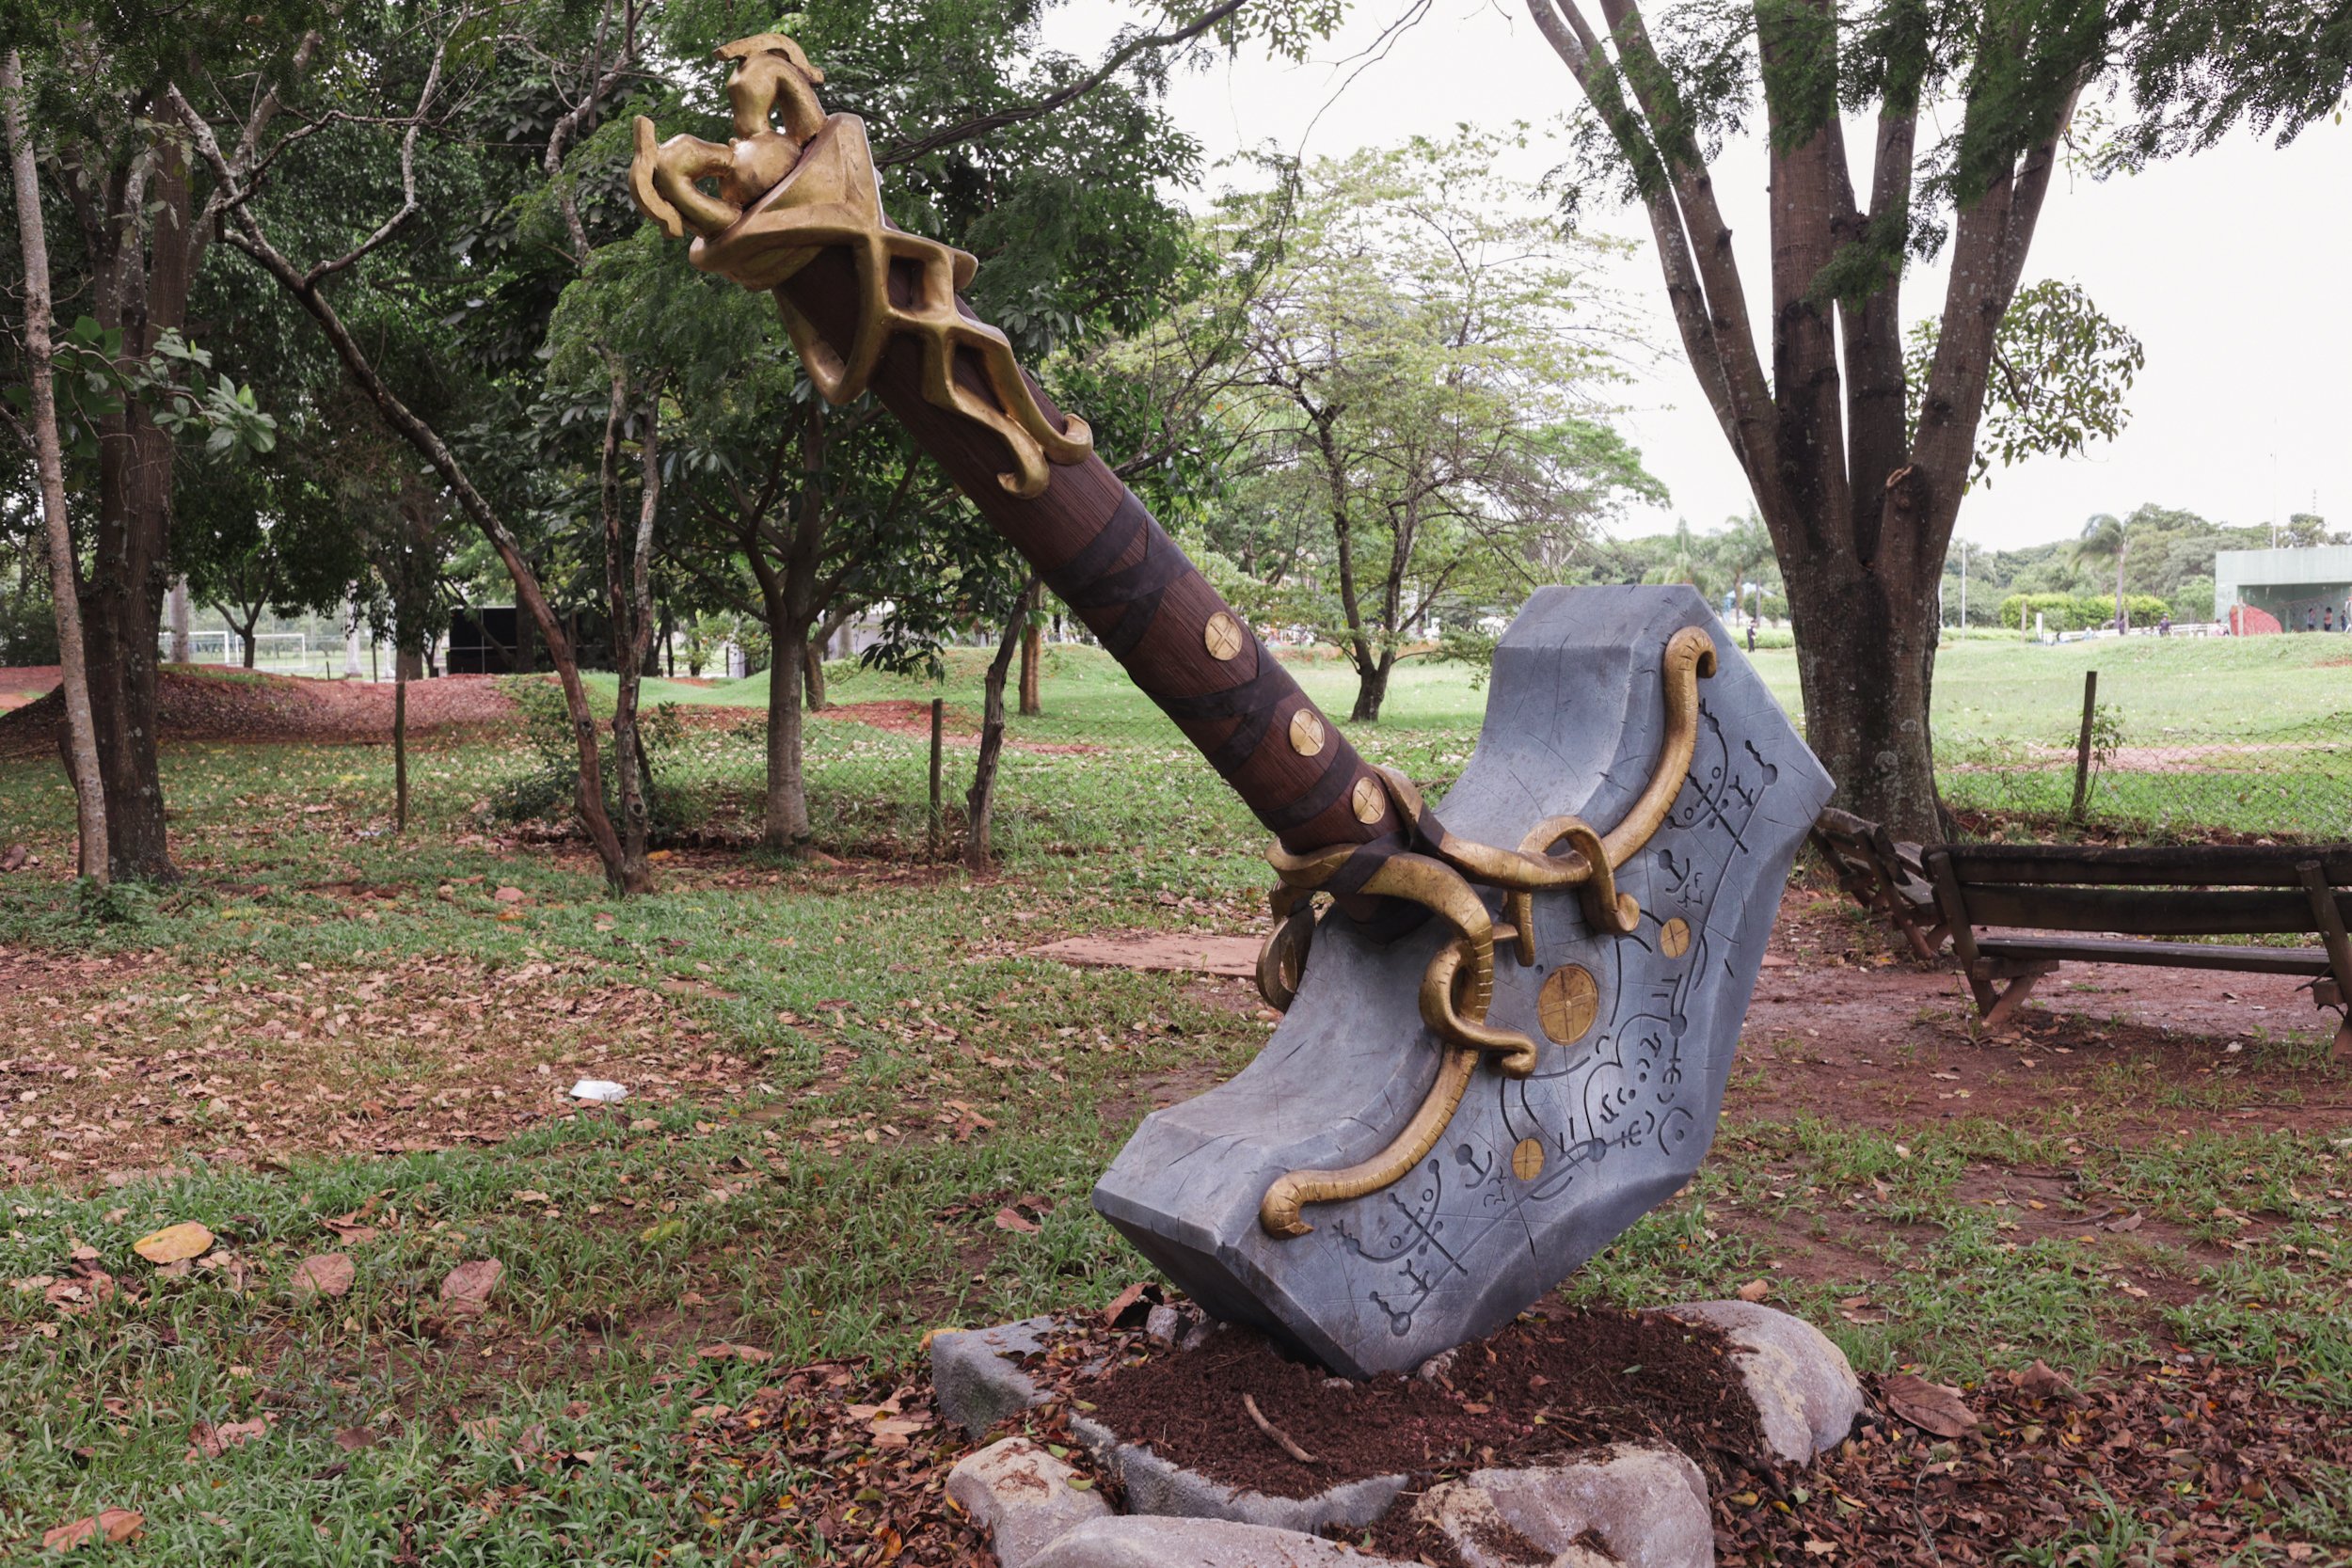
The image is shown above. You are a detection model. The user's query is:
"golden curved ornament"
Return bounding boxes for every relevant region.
[1255,626,1717,1236]
[628,35,1092,497]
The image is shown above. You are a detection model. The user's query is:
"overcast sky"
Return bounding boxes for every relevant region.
[1048,0,2352,555]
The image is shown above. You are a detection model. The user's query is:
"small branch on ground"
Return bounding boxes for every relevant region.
[1241,1393,1316,1465]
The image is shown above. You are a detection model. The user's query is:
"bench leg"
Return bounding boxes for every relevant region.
[2317,979,2351,1064]
[1968,960,2060,1032]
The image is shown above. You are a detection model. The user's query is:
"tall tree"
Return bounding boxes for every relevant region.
[2068,512,2130,632]
[1205,131,1660,721]
[1533,0,2349,838]
[0,6,313,877]
[2,48,103,882]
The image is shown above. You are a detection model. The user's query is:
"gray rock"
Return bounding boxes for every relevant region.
[931,1315,1057,1438]
[1415,1445,1712,1568]
[946,1437,1112,1568]
[1093,587,1832,1377]
[1071,1414,1406,1533]
[1657,1300,1863,1463]
[1144,1304,1184,1344]
[1027,1516,1411,1568]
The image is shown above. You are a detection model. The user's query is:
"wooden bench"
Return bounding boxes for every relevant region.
[1922,843,2352,1057]
[1810,806,1949,959]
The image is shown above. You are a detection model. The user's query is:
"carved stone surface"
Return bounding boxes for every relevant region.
[1659,1300,1864,1463]
[1070,1415,1406,1533]
[1093,587,1832,1376]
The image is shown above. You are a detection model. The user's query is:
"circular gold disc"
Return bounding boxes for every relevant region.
[1203,611,1245,661]
[1350,776,1386,824]
[1536,964,1597,1044]
[1512,1136,1546,1182]
[1288,708,1327,757]
[1660,916,1692,958]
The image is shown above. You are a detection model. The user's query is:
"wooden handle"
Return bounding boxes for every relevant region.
[773,245,1394,854]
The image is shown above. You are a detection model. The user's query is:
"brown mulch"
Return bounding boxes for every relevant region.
[671,1314,2352,1568]
[0,667,515,753]
[1078,1306,1766,1500]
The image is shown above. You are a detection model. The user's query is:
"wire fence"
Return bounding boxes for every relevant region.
[1938,667,2352,843]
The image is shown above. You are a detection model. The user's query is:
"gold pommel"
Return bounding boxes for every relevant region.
[627,34,1093,497]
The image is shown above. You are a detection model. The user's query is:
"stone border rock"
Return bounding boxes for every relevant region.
[932,1315,1057,1439]
[931,1300,1867,1567]
[1653,1299,1864,1464]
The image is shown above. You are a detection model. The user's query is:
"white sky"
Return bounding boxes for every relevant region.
[1048,0,2352,554]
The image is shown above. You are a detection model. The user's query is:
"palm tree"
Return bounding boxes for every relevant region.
[2069,514,2130,633]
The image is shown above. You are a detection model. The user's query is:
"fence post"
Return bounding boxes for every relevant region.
[2070,670,2099,822]
[927,696,945,859]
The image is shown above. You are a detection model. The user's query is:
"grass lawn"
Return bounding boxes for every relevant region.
[0,641,2346,1562]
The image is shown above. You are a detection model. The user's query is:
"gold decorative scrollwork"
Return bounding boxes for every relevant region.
[1252,626,1717,1238]
[628,35,1092,497]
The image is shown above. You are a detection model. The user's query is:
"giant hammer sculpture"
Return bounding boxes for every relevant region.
[632,36,1832,1378]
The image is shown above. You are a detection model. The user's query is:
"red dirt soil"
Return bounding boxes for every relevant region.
[0,666,516,754]
[819,699,1101,753]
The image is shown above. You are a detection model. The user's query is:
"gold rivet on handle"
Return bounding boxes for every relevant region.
[1512,1137,1546,1182]
[1537,965,1598,1044]
[1660,917,1692,958]
[1350,776,1385,824]
[1288,709,1327,757]
[1203,611,1244,661]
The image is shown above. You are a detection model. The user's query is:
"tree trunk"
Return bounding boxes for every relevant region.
[965,579,1035,871]
[4,51,107,884]
[600,365,659,895]
[1783,548,1944,841]
[803,634,825,709]
[1018,614,1042,717]
[1349,651,1393,724]
[167,578,192,663]
[237,611,260,668]
[766,618,811,848]
[393,648,412,832]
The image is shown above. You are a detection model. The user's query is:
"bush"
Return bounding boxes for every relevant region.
[489,675,689,830]
[0,590,60,664]
[1997,592,2169,631]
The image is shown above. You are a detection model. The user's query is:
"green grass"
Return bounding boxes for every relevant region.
[1,641,2348,1560]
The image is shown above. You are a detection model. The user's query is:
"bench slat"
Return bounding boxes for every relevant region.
[1976,936,2333,975]
[1959,884,2349,936]
[1937,844,2352,888]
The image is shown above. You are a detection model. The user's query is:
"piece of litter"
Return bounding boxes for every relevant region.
[569,1080,629,1102]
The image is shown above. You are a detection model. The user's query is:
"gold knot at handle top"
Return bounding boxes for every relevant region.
[628,34,1092,498]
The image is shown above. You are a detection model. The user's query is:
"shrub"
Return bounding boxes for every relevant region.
[489,676,688,830]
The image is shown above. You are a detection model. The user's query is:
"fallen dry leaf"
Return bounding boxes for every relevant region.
[1882,1372,1979,1436]
[187,1416,270,1460]
[1102,1280,1149,1327]
[133,1221,214,1264]
[291,1253,355,1301]
[439,1258,504,1312]
[42,1509,142,1551]
[333,1427,378,1451]
[2016,1358,2077,1399]
[493,885,527,903]
[993,1206,1040,1235]
[698,1342,772,1363]
[1736,1278,1772,1303]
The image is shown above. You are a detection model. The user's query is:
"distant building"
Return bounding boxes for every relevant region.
[2214,546,2352,634]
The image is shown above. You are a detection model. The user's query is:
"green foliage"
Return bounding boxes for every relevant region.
[491,676,688,829]
[1907,280,2143,488]
[1997,592,2171,631]
[2,317,278,464]
[2172,576,2217,624]
[1148,128,1661,698]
